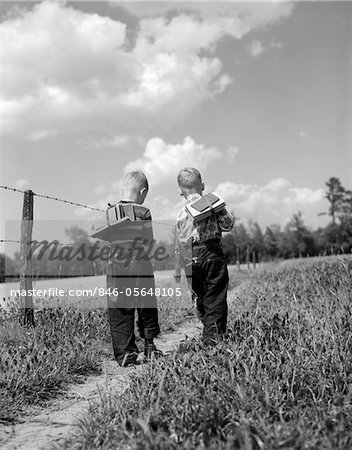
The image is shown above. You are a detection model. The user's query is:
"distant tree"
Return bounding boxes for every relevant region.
[324,219,352,254]
[325,177,350,224]
[341,189,352,219]
[263,225,281,259]
[230,222,251,263]
[283,212,317,258]
[222,233,236,264]
[320,178,352,252]
[248,220,264,260]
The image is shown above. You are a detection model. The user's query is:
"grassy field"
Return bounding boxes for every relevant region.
[53,256,352,449]
[0,268,247,425]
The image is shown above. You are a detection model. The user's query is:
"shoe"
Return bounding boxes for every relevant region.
[144,343,163,360]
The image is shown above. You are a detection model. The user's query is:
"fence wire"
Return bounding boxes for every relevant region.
[0,185,26,194]
[0,184,175,246]
[1,185,104,212]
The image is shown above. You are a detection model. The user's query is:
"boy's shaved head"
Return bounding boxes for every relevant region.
[121,170,149,204]
[122,170,149,191]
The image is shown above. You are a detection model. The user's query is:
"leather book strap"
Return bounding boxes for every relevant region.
[204,195,215,215]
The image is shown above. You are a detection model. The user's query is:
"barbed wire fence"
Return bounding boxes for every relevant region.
[1,185,176,326]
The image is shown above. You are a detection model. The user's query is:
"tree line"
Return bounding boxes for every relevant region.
[225,177,352,263]
[1,177,351,281]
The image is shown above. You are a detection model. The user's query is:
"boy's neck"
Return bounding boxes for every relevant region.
[185,191,202,200]
[121,190,141,204]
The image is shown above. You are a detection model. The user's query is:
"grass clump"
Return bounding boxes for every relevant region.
[59,256,352,449]
[0,307,110,424]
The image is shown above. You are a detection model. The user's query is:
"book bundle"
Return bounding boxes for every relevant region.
[185,192,226,223]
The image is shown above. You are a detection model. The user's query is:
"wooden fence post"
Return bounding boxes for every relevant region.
[252,251,256,269]
[20,190,35,327]
[246,245,250,270]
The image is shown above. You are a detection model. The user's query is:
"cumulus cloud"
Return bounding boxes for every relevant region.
[248,40,266,58]
[247,38,285,58]
[116,1,294,24]
[2,1,294,137]
[216,178,325,227]
[87,135,226,220]
[125,136,222,183]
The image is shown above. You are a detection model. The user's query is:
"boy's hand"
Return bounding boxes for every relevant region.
[174,273,181,283]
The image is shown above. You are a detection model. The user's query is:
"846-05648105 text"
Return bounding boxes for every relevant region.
[10,287,182,298]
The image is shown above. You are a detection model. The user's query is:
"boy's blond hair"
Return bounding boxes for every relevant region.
[177,167,202,189]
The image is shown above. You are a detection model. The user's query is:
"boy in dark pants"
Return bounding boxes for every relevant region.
[106,171,161,366]
[175,168,234,345]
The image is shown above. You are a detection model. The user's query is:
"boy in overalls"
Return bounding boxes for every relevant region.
[175,168,234,345]
[106,171,161,366]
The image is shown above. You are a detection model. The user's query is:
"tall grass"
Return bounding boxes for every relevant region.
[58,256,352,449]
[0,272,200,424]
[0,308,110,424]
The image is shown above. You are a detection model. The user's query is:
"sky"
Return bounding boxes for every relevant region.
[1,0,351,254]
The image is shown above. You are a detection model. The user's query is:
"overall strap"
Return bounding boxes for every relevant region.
[123,203,136,221]
[118,203,149,221]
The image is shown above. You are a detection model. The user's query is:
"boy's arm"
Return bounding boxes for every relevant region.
[216,208,235,232]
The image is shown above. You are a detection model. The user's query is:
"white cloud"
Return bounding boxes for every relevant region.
[248,40,265,58]
[2,1,294,137]
[266,177,290,191]
[116,1,294,23]
[247,37,285,58]
[124,136,222,183]
[89,135,225,219]
[290,187,324,204]
[216,178,326,227]
[80,135,136,150]
[270,38,284,50]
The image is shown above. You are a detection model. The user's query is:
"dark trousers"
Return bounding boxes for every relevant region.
[106,258,160,364]
[185,240,228,344]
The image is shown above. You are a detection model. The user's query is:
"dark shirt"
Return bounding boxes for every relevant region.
[110,201,154,247]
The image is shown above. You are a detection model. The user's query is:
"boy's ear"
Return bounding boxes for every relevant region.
[201,182,205,192]
[140,187,147,196]
[178,188,184,197]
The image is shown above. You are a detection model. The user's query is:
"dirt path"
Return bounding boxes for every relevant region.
[0,320,202,450]
[0,277,247,450]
